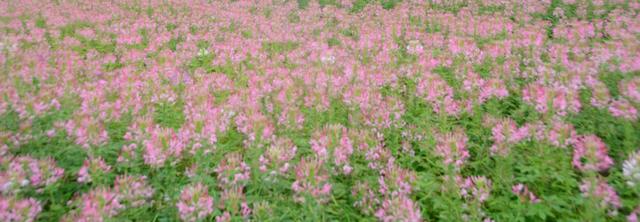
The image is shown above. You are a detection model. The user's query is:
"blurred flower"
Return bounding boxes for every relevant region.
[114,175,154,207]
[0,156,64,194]
[375,195,421,222]
[64,187,123,222]
[177,183,214,222]
[609,99,638,120]
[0,195,41,222]
[623,151,640,187]
[292,158,332,203]
[459,176,492,203]
[579,178,621,211]
[77,157,111,184]
[572,135,613,172]
[435,128,469,170]
[512,183,540,203]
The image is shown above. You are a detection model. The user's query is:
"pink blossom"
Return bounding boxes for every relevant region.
[580,178,621,210]
[609,99,638,120]
[459,176,492,203]
[77,157,112,183]
[512,183,540,203]
[177,183,214,222]
[0,195,42,222]
[375,195,422,222]
[292,158,332,203]
[64,188,123,222]
[572,135,614,172]
[435,128,469,170]
[114,175,154,207]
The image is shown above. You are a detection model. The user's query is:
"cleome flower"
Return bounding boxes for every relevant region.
[623,150,640,187]
[176,183,215,222]
[572,135,613,172]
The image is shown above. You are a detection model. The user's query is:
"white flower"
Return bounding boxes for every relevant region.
[1,181,13,192]
[623,151,640,187]
[320,55,336,64]
[197,48,210,57]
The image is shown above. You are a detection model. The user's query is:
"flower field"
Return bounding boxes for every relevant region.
[1,0,640,221]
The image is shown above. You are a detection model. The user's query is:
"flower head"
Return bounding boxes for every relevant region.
[177,183,215,222]
[435,128,469,170]
[572,135,613,172]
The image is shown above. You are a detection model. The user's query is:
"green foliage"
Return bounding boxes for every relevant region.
[153,102,186,129]
[0,108,20,132]
[297,0,310,9]
[262,41,300,57]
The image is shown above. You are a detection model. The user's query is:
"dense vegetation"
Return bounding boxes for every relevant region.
[1,0,640,221]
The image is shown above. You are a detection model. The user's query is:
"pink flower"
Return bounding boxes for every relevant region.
[77,157,111,183]
[586,79,611,108]
[416,73,459,115]
[143,126,189,167]
[114,175,154,207]
[335,129,353,164]
[580,178,621,210]
[522,84,581,116]
[531,120,577,148]
[609,99,638,120]
[378,161,417,196]
[459,176,492,203]
[64,188,123,222]
[572,135,614,172]
[486,117,530,156]
[292,158,332,203]
[177,183,214,222]
[215,153,251,189]
[629,206,640,222]
[512,183,540,203]
[620,77,640,103]
[435,128,469,170]
[310,132,329,158]
[0,156,64,194]
[406,40,424,55]
[375,195,422,222]
[259,137,297,176]
[0,195,42,222]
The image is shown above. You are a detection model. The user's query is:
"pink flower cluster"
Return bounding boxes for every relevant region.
[176,183,214,222]
[580,179,621,212]
[77,157,111,184]
[434,128,469,170]
[310,125,354,174]
[522,83,581,116]
[143,126,190,167]
[0,195,42,222]
[64,188,124,222]
[215,153,251,219]
[292,157,332,203]
[0,156,64,193]
[64,175,153,221]
[621,77,640,103]
[416,73,461,115]
[459,176,492,203]
[259,137,297,177]
[572,135,614,172]
[374,194,422,222]
[530,120,577,148]
[113,175,154,207]
[485,117,530,156]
